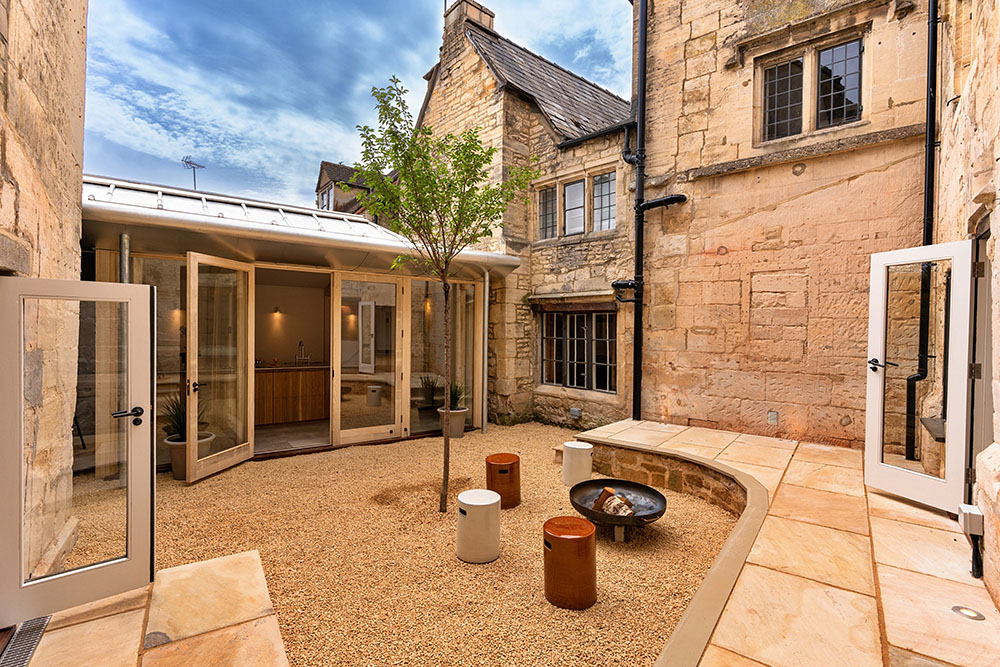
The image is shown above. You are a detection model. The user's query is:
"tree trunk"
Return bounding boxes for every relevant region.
[439,279,452,513]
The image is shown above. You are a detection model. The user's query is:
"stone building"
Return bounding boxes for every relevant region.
[0,0,88,579]
[315,160,370,216]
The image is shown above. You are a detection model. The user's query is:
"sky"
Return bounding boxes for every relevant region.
[83,0,633,207]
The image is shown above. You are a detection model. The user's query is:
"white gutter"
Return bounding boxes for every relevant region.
[82,198,522,275]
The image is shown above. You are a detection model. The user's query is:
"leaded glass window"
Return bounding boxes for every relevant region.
[593,173,616,231]
[763,58,804,141]
[818,39,862,129]
[538,187,556,239]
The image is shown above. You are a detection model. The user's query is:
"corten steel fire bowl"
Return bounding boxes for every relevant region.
[569,478,667,538]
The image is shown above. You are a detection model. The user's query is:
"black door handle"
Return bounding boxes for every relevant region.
[192,381,206,392]
[112,406,144,425]
[868,358,900,372]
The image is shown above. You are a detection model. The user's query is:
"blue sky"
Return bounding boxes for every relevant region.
[84,0,633,207]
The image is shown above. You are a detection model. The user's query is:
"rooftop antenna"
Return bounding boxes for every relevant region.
[181,155,205,190]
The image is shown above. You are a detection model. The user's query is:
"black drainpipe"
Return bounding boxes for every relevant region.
[904,0,939,460]
[615,0,687,420]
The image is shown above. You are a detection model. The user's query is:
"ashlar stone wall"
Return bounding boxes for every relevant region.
[634,0,929,446]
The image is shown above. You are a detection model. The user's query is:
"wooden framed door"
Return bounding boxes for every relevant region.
[0,278,153,626]
[333,273,404,445]
[186,252,255,482]
[865,240,974,513]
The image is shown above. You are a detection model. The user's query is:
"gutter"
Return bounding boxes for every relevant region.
[557,119,635,150]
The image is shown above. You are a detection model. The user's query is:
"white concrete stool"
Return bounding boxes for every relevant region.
[456,489,501,563]
[562,441,593,487]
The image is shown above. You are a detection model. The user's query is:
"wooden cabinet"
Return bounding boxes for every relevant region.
[255,368,330,425]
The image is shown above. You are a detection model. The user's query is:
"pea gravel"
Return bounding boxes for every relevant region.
[154,422,736,666]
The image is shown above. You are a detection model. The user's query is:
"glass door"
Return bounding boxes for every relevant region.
[334,274,401,444]
[0,278,153,626]
[186,253,254,482]
[865,240,974,513]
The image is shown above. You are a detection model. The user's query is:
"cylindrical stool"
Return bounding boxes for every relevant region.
[456,489,501,563]
[562,441,593,487]
[543,516,596,610]
[486,453,521,509]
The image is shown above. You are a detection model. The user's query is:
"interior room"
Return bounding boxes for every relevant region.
[254,268,332,455]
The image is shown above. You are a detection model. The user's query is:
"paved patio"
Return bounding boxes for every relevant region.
[577,419,1000,667]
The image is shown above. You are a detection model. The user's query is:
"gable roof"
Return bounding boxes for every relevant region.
[316,161,367,193]
[464,23,631,141]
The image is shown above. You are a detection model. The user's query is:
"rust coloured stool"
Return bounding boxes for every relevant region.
[543,516,596,610]
[485,453,521,509]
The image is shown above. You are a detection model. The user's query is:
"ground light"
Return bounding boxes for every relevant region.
[951,605,986,621]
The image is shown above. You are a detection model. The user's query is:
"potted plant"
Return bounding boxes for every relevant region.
[418,374,441,409]
[438,384,468,439]
[162,393,214,480]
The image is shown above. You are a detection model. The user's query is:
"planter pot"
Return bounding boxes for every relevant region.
[165,432,216,480]
[438,407,469,439]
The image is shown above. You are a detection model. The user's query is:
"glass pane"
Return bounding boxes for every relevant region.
[342,280,396,431]
[881,260,950,479]
[23,297,128,583]
[197,264,249,459]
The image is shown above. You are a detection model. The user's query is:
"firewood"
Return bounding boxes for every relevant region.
[592,486,617,511]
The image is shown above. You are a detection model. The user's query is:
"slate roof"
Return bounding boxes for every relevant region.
[317,161,367,192]
[464,23,631,141]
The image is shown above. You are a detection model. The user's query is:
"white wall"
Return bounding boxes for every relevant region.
[255,284,329,364]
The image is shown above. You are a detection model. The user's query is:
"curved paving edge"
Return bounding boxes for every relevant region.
[575,429,769,667]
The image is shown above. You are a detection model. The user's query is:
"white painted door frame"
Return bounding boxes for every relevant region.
[865,239,974,513]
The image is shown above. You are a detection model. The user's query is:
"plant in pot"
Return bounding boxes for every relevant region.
[437,384,467,439]
[162,393,214,480]
[418,374,441,409]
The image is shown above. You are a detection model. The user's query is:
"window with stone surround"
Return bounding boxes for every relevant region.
[593,173,616,231]
[319,187,330,210]
[541,311,616,393]
[755,31,867,145]
[564,180,585,235]
[538,187,556,239]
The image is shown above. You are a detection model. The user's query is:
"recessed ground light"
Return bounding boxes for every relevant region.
[951,605,986,620]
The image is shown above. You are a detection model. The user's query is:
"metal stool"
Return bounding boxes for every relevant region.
[543,516,596,609]
[456,489,501,563]
[486,453,521,509]
[562,441,593,487]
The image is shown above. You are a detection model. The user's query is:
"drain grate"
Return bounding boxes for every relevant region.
[0,617,49,667]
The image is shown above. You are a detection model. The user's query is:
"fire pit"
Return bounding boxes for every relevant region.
[570,478,667,542]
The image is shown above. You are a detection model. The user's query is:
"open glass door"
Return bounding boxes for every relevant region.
[186,253,254,483]
[334,274,401,445]
[866,240,974,513]
[0,278,153,626]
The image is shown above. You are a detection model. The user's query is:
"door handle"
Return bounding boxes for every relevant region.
[868,358,899,372]
[192,381,206,392]
[112,406,144,426]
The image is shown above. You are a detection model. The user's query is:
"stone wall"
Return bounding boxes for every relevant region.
[0,0,88,577]
[935,0,1000,608]
[632,0,928,446]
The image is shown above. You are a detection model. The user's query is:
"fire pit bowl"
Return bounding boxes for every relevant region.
[569,478,667,541]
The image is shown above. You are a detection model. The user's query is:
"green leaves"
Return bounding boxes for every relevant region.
[351,77,539,280]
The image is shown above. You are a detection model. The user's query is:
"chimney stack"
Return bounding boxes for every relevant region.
[444,0,494,32]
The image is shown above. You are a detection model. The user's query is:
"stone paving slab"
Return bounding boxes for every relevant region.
[576,419,1000,667]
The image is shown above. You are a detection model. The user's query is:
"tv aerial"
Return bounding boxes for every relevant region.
[181,156,205,190]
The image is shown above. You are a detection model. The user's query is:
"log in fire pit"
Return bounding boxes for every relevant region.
[569,478,667,542]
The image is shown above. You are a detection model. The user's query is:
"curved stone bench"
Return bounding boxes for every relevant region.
[576,432,769,667]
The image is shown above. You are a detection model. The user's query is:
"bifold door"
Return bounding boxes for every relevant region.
[0,278,153,627]
[865,240,973,513]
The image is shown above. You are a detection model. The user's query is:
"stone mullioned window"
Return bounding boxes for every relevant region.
[542,311,616,393]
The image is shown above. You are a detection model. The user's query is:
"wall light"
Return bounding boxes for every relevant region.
[273,306,281,314]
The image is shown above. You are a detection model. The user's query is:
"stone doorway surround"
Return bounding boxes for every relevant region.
[576,420,1000,667]
[24,550,288,666]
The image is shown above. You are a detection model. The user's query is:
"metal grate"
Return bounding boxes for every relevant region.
[0,617,49,667]
[817,38,863,128]
[763,58,804,141]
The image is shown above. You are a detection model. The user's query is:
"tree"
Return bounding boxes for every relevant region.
[349,78,538,512]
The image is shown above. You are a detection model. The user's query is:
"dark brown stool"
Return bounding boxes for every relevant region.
[543,516,596,610]
[486,453,521,509]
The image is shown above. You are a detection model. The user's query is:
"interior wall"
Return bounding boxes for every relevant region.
[255,284,329,364]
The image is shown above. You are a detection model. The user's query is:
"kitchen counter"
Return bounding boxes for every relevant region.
[255,366,330,425]
[255,364,331,372]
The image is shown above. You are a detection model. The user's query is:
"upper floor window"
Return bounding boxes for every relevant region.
[541,311,616,393]
[817,39,862,129]
[319,187,330,210]
[539,187,557,239]
[763,59,804,141]
[758,34,865,144]
[593,173,616,231]
[564,180,585,235]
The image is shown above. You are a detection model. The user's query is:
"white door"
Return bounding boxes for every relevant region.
[0,278,153,627]
[865,240,974,513]
[358,300,375,374]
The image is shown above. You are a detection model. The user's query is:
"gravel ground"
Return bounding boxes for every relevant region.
[62,474,127,572]
[155,422,736,666]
